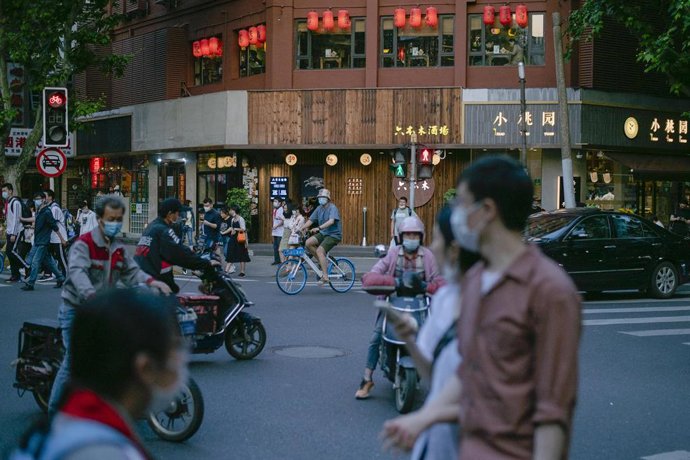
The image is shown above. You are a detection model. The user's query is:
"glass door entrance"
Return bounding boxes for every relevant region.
[158,161,186,202]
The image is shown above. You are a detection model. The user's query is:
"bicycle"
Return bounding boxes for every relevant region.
[276,246,355,295]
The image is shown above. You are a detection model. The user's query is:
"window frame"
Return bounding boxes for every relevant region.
[379,15,455,68]
[294,18,366,70]
[192,35,224,86]
[467,12,545,67]
[239,43,266,78]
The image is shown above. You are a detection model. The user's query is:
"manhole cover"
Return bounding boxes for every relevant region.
[272,346,348,359]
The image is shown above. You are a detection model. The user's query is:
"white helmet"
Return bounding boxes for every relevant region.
[398,216,425,239]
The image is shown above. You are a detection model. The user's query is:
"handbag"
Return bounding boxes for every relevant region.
[237,230,247,245]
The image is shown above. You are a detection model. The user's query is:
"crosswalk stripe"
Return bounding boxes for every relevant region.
[584,306,690,314]
[583,316,690,326]
[620,329,690,337]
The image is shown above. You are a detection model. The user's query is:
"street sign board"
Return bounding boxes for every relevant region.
[270,177,288,199]
[36,147,67,177]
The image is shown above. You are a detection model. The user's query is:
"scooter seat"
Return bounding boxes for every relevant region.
[177,293,220,302]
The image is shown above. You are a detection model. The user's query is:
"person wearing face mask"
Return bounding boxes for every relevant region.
[135,198,220,294]
[390,196,417,246]
[21,191,66,291]
[15,289,186,460]
[200,197,222,251]
[270,197,285,265]
[380,156,581,460]
[76,200,98,236]
[2,182,29,283]
[48,196,172,414]
[300,188,342,285]
[355,216,443,400]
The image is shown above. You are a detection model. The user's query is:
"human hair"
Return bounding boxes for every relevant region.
[70,289,181,401]
[202,197,213,205]
[1,182,13,191]
[158,198,182,218]
[34,191,46,199]
[436,205,455,248]
[45,189,55,199]
[220,206,230,215]
[457,155,533,231]
[399,196,408,202]
[230,204,241,215]
[95,196,126,218]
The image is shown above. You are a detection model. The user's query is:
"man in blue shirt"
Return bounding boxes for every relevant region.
[201,197,222,250]
[21,191,66,291]
[301,188,341,285]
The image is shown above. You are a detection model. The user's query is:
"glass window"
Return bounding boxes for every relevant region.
[569,216,611,240]
[612,215,645,238]
[295,19,366,70]
[468,13,544,66]
[380,15,454,68]
[193,36,223,86]
[240,43,266,78]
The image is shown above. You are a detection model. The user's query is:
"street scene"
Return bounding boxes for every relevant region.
[2,0,690,458]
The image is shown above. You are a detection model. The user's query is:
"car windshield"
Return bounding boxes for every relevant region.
[524,214,575,240]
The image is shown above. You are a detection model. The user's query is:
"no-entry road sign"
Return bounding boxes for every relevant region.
[36,147,67,178]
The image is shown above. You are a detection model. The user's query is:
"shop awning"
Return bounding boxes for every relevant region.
[605,152,690,180]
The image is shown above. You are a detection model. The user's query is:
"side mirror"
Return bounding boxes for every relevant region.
[374,244,388,258]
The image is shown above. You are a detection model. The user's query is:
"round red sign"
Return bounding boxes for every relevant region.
[36,147,67,178]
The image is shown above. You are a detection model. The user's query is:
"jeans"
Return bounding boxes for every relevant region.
[272,236,282,263]
[365,311,384,371]
[26,244,64,286]
[49,242,68,277]
[48,301,75,414]
[183,225,194,247]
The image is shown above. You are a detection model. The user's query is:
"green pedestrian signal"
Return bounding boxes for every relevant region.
[393,163,407,178]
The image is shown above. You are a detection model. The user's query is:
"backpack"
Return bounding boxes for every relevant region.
[9,197,31,220]
[62,209,76,239]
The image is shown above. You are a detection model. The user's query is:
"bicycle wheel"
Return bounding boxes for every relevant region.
[328,257,355,293]
[276,259,307,295]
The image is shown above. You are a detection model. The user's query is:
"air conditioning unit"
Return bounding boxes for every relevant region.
[126,0,146,16]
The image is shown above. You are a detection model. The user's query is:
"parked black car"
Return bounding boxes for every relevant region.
[525,208,690,298]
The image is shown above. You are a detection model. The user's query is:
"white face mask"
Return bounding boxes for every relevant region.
[203,206,212,212]
[318,197,328,206]
[450,203,483,253]
[1,191,8,199]
[402,238,420,253]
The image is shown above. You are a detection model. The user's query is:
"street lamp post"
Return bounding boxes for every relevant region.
[518,60,527,166]
[409,133,418,209]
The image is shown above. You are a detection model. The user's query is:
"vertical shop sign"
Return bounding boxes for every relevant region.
[270,177,288,199]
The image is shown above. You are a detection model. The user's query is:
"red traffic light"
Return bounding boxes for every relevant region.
[418,148,432,165]
[47,91,66,108]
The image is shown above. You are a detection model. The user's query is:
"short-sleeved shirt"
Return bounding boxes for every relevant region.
[391,207,416,236]
[203,209,222,240]
[309,203,342,240]
[272,207,284,237]
[457,245,581,459]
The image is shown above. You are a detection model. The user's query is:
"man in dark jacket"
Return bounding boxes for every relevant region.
[21,191,66,291]
[135,198,218,293]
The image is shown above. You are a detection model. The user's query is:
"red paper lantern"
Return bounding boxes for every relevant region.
[322,10,335,30]
[338,9,350,29]
[200,38,210,56]
[499,5,512,26]
[192,40,202,58]
[248,26,259,45]
[394,8,406,28]
[238,30,249,49]
[209,37,219,55]
[425,7,438,27]
[257,24,267,43]
[409,7,422,27]
[307,11,319,31]
[483,5,495,25]
[515,4,528,28]
[215,40,223,57]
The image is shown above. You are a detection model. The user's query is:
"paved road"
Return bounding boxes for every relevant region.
[1,258,689,459]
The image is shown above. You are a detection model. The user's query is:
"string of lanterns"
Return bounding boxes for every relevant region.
[393,6,438,28]
[483,4,528,28]
[306,9,351,31]
[238,24,267,49]
[192,37,223,58]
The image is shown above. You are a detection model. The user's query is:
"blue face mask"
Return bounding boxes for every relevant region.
[402,238,420,253]
[103,221,122,238]
[318,197,328,206]
[34,199,43,208]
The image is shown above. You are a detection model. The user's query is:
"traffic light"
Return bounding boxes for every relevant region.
[418,164,433,179]
[393,149,407,165]
[393,162,407,178]
[43,87,68,147]
[418,148,432,165]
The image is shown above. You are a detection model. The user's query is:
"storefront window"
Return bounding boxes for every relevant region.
[381,16,454,68]
[468,13,544,66]
[295,19,366,70]
[197,153,243,205]
[240,43,266,77]
[193,36,223,86]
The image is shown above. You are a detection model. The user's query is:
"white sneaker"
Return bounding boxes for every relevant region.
[227,265,236,274]
[37,274,56,283]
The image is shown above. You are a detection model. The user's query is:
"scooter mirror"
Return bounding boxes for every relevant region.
[374,244,388,258]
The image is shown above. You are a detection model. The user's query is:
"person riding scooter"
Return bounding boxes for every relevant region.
[355,216,443,400]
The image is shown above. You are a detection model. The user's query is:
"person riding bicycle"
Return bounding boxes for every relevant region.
[355,216,443,400]
[135,198,219,294]
[300,188,341,286]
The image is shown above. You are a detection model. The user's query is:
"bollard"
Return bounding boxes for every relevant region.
[362,207,367,246]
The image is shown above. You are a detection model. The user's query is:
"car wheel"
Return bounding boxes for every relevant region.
[649,261,678,299]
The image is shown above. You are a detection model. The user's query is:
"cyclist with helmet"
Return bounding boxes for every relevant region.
[355,216,443,400]
[300,188,341,285]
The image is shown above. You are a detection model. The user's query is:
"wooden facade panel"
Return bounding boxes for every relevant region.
[248,88,463,146]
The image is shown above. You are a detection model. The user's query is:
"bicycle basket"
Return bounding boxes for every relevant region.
[283,247,305,257]
[176,307,198,337]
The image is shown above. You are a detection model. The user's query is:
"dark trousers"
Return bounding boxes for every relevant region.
[6,230,30,279]
[272,236,282,263]
[49,242,68,277]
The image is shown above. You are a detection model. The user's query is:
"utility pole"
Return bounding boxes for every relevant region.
[553,12,576,208]
[518,61,528,166]
[409,132,418,209]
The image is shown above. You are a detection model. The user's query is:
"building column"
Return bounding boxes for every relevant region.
[185,154,197,208]
[148,159,158,222]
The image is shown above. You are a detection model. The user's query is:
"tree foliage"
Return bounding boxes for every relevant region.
[568,0,690,97]
[0,0,128,194]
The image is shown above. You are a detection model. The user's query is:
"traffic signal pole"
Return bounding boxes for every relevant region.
[409,133,418,209]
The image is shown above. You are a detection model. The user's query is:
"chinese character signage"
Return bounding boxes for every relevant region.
[640,116,687,144]
[4,127,76,158]
[270,177,288,199]
[394,124,451,138]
